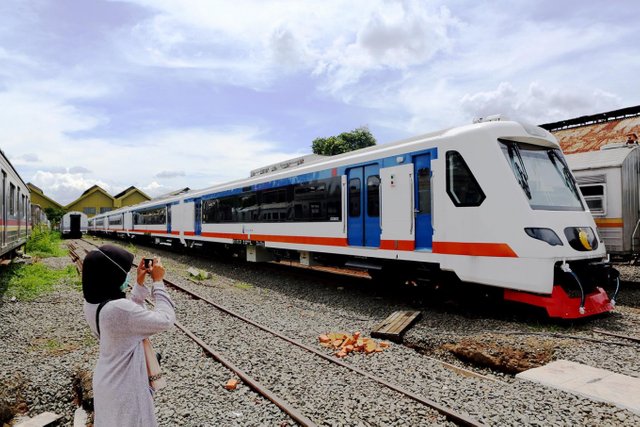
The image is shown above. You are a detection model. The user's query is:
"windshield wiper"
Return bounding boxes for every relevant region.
[548,149,579,196]
[507,143,532,199]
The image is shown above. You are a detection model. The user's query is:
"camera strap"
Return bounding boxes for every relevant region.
[95,300,111,337]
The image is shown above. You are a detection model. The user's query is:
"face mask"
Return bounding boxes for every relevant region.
[120,272,130,292]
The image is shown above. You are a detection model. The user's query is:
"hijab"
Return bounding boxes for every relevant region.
[82,244,134,304]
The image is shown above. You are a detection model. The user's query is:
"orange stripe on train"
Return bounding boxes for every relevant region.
[594,218,623,228]
[432,242,518,257]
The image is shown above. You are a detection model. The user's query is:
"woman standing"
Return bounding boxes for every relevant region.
[82,245,175,427]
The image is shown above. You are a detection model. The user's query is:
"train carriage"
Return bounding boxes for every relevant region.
[90,119,618,318]
[0,149,31,259]
[60,211,88,238]
[566,144,640,260]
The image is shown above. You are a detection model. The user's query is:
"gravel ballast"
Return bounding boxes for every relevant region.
[2,238,639,426]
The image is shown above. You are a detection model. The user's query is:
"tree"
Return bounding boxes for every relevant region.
[312,126,376,156]
[44,207,66,226]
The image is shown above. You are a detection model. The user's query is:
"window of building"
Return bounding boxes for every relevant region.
[100,207,113,214]
[580,184,606,215]
[446,151,486,207]
[83,207,96,215]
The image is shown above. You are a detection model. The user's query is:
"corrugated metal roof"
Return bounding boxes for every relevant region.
[565,146,638,170]
[552,115,640,154]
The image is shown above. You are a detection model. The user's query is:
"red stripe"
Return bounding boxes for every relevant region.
[250,234,348,246]
[201,231,249,240]
[380,240,415,251]
[433,242,518,257]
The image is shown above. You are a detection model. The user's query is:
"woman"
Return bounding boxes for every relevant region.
[82,244,175,427]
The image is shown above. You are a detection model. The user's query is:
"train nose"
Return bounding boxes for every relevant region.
[563,226,598,251]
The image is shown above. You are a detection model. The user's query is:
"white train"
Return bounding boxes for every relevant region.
[60,211,88,238]
[567,144,640,260]
[89,118,618,319]
[0,149,31,259]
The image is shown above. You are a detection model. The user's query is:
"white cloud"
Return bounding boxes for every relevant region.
[155,170,185,179]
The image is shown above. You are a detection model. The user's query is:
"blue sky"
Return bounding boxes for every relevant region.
[1,0,638,204]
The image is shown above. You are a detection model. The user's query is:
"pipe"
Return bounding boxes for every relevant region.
[561,261,585,314]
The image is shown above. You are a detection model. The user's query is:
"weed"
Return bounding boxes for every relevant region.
[1,263,80,300]
[26,227,66,258]
[234,281,253,290]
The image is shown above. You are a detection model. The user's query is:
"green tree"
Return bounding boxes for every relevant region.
[44,207,66,226]
[312,126,376,156]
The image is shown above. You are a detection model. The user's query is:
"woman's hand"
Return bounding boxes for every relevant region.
[136,259,148,286]
[150,257,165,283]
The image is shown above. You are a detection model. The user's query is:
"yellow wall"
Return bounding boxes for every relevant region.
[67,191,114,217]
[116,191,150,208]
[29,191,63,211]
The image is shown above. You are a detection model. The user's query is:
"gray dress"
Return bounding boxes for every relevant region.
[84,282,175,427]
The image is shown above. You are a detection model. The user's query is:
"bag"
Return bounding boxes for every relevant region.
[143,338,166,391]
[96,301,166,391]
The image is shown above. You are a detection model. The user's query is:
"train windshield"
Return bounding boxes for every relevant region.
[499,140,584,211]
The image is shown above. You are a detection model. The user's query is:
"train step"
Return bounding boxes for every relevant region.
[371,310,422,343]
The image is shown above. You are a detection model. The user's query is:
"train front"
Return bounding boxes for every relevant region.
[437,120,618,319]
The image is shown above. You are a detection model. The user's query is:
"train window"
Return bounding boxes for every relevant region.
[260,188,293,222]
[109,215,122,225]
[579,184,606,215]
[349,178,361,217]
[417,168,431,214]
[134,207,166,225]
[367,175,380,217]
[9,183,15,216]
[446,151,486,207]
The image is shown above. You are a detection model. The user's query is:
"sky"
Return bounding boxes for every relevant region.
[1,0,638,205]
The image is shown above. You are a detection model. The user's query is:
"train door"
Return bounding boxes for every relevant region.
[414,154,433,249]
[347,164,381,247]
[194,199,202,235]
[70,214,81,238]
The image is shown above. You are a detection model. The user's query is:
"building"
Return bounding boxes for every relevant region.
[27,183,64,212]
[65,185,151,217]
[541,105,640,154]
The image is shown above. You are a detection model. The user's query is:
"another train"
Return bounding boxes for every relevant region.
[89,118,618,319]
[0,149,31,259]
[60,211,88,238]
[566,144,640,260]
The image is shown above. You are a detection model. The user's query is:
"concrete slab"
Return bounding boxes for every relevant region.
[517,359,640,415]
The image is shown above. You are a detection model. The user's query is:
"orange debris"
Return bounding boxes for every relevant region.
[318,332,389,358]
[224,379,238,390]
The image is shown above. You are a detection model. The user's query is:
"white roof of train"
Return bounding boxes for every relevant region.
[566,145,638,170]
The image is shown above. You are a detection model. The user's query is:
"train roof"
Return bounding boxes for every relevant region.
[0,148,29,190]
[566,145,639,170]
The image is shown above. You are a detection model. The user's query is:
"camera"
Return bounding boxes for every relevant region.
[144,258,154,269]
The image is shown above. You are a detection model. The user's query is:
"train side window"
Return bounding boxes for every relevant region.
[367,175,380,217]
[9,183,15,216]
[349,178,361,217]
[417,167,431,214]
[579,184,606,215]
[446,151,486,207]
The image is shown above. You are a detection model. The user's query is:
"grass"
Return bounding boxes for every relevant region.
[234,281,254,290]
[25,227,66,258]
[0,263,80,301]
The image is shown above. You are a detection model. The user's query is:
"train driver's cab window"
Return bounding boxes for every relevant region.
[446,151,486,207]
[579,184,606,215]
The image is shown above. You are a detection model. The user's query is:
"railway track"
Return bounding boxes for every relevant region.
[69,239,484,426]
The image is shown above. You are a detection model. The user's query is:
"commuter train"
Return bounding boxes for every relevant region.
[0,149,31,259]
[60,211,88,238]
[89,118,618,319]
[566,144,640,260]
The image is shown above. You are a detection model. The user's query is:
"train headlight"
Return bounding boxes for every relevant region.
[524,228,563,246]
[563,227,598,251]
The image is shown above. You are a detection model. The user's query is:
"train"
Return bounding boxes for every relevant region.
[60,211,88,238]
[566,144,640,260]
[88,118,619,319]
[0,149,31,260]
